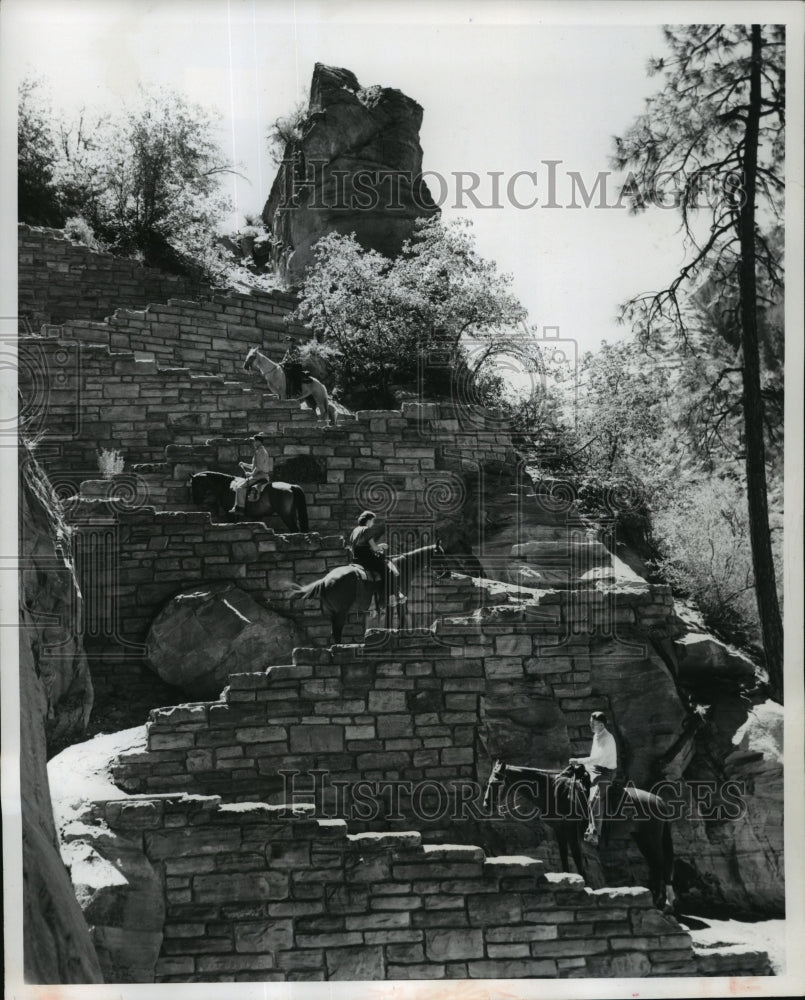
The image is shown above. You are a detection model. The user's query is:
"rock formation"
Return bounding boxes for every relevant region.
[19,444,103,983]
[262,63,438,285]
[146,582,304,698]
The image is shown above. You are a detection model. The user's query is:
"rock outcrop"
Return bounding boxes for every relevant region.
[146,582,304,698]
[671,699,784,915]
[50,728,166,983]
[262,63,438,284]
[19,445,103,983]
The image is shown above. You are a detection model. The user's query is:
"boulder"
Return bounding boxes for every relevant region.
[50,727,166,982]
[262,63,438,284]
[673,633,758,692]
[146,582,303,697]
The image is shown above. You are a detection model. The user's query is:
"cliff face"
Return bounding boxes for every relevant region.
[262,63,438,285]
[19,445,103,983]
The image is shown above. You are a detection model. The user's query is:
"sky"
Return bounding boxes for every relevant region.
[3,0,716,355]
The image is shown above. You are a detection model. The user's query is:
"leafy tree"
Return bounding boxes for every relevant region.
[613,25,785,700]
[18,78,63,226]
[19,81,236,271]
[293,218,527,406]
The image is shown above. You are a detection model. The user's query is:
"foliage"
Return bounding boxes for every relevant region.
[292,218,527,407]
[613,25,784,337]
[612,24,785,698]
[18,78,64,226]
[63,216,101,250]
[267,99,309,165]
[97,448,125,478]
[651,475,781,647]
[19,79,235,273]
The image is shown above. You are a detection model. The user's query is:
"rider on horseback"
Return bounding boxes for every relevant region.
[348,511,403,612]
[230,434,272,515]
[570,710,618,847]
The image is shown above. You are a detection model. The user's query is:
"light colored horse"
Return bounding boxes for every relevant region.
[243,347,287,398]
[299,374,337,425]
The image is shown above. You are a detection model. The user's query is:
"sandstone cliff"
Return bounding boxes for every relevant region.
[262,63,438,285]
[19,443,103,982]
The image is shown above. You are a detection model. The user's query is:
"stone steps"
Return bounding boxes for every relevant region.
[64,786,752,982]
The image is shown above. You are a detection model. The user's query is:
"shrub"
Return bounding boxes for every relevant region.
[650,475,772,646]
[64,216,100,249]
[97,448,125,478]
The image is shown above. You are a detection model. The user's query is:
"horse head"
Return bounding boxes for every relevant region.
[243,347,257,371]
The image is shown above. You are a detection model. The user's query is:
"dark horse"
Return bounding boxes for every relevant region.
[484,760,676,910]
[190,471,309,532]
[291,541,446,642]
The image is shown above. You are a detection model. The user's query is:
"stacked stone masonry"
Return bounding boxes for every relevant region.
[20,331,515,517]
[23,226,777,982]
[113,604,680,809]
[84,795,768,982]
[19,225,305,364]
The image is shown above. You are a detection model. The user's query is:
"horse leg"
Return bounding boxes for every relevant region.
[557,829,570,873]
[661,821,676,911]
[331,610,347,645]
[568,824,586,880]
[634,831,666,910]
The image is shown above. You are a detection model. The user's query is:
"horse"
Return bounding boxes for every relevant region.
[190,471,308,532]
[291,541,446,642]
[483,760,676,910]
[244,347,287,399]
[298,374,337,424]
[283,359,337,424]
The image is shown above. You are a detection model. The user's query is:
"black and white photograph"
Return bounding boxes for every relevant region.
[1,1,803,996]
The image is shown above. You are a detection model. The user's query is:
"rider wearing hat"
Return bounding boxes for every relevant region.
[230,434,272,515]
[348,511,401,610]
[570,710,618,847]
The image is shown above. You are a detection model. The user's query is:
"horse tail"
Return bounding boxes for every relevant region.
[290,577,325,603]
[327,401,338,425]
[292,485,309,531]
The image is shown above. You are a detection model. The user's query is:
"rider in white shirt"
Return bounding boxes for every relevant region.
[570,711,618,846]
[230,434,272,514]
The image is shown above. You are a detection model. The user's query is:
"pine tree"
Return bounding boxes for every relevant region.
[613,25,785,701]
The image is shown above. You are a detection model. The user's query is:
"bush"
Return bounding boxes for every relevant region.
[97,448,125,478]
[64,216,101,250]
[650,476,771,646]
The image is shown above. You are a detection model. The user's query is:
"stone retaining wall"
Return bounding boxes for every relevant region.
[18,338,295,472]
[84,794,769,982]
[21,334,515,521]
[18,225,205,329]
[18,225,305,364]
[112,598,680,808]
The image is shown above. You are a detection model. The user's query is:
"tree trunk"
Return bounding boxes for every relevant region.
[738,25,784,701]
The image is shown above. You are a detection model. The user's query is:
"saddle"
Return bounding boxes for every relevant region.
[247,482,271,502]
[349,563,381,583]
[231,477,271,503]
